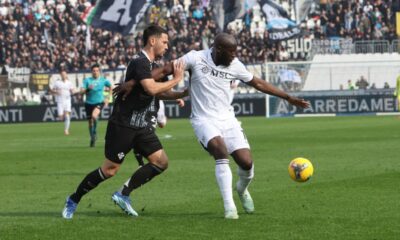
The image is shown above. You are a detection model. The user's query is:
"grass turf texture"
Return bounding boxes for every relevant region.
[0,116,399,240]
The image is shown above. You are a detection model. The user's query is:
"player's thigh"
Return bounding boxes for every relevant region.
[64,101,71,115]
[222,118,250,154]
[104,122,136,164]
[92,103,103,118]
[134,128,166,168]
[191,118,223,149]
[84,103,94,120]
[57,102,64,118]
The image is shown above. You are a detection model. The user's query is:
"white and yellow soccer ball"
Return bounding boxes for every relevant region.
[288,158,314,182]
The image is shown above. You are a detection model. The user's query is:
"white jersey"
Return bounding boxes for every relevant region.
[181,49,253,120]
[52,80,73,103]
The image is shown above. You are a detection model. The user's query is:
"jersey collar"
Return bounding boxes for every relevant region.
[141,50,154,64]
[207,48,216,67]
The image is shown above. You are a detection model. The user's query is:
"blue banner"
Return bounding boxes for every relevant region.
[0,99,266,123]
[269,94,398,117]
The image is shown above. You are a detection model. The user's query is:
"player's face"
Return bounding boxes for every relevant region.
[92,67,100,79]
[217,45,237,66]
[154,33,169,59]
[60,71,67,81]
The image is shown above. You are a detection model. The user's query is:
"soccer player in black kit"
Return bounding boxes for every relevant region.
[62,25,186,219]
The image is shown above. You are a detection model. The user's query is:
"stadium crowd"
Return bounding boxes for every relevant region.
[0,0,399,74]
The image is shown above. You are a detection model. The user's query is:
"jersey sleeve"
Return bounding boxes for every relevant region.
[233,60,254,83]
[126,58,152,82]
[179,50,197,70]
[50,81,58,90]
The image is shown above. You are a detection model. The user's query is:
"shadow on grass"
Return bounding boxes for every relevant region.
[0,210,266,220]
[0,210,124,218]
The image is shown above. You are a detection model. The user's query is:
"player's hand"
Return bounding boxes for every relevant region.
[287,96,310,109]
[113,79,136,101]
[173,60,185,82]
[176,98,185,107]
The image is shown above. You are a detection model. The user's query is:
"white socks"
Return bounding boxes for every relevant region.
[215,159,236,211]
[64,114,71,132]
[236,164,254,195]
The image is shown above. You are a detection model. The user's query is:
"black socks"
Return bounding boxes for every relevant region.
[70,168,108,203]
[121,163,164,196]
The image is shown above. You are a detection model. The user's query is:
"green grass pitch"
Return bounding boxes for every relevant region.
[0,116,399,240]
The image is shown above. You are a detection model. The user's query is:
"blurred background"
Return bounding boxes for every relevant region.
[0,0,399,119]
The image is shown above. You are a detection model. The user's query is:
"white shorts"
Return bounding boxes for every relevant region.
[191,117,250,154]
[57,101,71,116]
[157,100,167,126]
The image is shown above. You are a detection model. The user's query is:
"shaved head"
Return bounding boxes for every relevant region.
[214,33,237,49]
[212,33,237,66]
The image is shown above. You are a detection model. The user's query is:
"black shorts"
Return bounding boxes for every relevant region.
[85,103,104,119]
[105,121,163,164]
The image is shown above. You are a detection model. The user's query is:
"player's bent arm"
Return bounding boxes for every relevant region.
[156,88,188,100]
[141,60,185,96]
[140,77,182,96]
[152,62,174,82]
[248,76,309,108]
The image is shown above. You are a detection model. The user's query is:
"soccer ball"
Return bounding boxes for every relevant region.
[288,158,314,182]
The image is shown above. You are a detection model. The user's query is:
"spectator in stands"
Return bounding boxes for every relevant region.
[1,0,399,72]
[384,82,390,89]
[356,76,369,90]
[347,79,355,90]
[395,74,400,112]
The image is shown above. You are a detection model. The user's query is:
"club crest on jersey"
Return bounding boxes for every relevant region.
[201,66,210,74]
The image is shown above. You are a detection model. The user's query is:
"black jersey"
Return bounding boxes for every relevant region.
[110,51,160,130]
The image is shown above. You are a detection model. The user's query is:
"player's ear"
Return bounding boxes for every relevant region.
[149,36,156,46]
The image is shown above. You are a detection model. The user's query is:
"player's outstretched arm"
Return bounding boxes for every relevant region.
[140,60,185,96]
[248,76,310,108]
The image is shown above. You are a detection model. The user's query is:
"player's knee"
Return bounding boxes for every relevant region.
[212,150,229,159]
[101,164,120,178]
[153,158,168,170]
[147,150,169,170]
[241,159,253,171]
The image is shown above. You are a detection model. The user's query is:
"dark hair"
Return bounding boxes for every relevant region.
[142,25,167,46]
[91,63,100,70]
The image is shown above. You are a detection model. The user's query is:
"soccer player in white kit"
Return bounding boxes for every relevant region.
[50,69,74,135]
[114,33,309,219]
[178,33,309,219]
